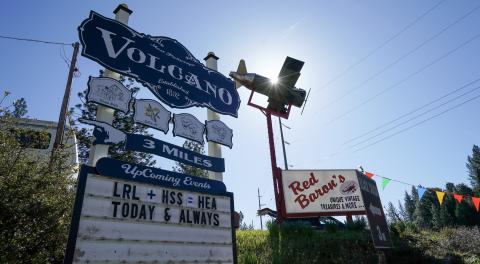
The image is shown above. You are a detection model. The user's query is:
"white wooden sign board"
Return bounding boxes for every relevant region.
[281,170,366,217]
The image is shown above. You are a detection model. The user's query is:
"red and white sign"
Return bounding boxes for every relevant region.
[281,170,366,217]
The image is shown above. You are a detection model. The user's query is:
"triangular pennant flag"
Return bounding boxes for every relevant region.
[436,191,445,205]
[364,171,375,178]
[453,194,463,203]
[381,178,391,190]
[472,197,480,212]
[417,186,427,200]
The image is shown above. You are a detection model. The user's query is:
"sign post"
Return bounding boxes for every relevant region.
[88,4,132,166]
[204,52,223,181]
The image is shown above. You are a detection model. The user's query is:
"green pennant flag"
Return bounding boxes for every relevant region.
[381,178,391,190]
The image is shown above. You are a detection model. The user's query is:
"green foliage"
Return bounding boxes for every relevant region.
[238,223,480,263]
[172,140,208,178]
[0,112,76,263]
[72,74,155,166]
[467,145,480,196]
[346,216,367,231]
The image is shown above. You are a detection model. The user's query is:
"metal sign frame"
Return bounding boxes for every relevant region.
[64,164,237,263]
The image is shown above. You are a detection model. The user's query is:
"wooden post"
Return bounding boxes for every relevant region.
[51,42,79,159]
[88,4,132,166]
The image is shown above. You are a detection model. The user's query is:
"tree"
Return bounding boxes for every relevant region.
[413,187,434,229]
[404,187,417,222]
[386,202,400,224]
[466,145,480,195]
[172,140,208,178]
[71,73,155,166]
[0,94,76,263]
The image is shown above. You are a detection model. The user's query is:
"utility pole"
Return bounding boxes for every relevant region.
[257,188,266,230]
[51,42,79,158]
[278,117,288,170]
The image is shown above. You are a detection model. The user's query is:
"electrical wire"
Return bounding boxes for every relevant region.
[343,78,480,145]
[349,85,480,148]
[0,34,72,46]
[322,31,480,127]
[353,92,480,153]
[343,77,480,145]
[316,3,480,112]
[314,0,446,94]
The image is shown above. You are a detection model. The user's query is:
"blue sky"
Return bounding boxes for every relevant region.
[1,0,479,228]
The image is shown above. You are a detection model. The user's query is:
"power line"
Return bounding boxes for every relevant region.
[353,92,480,153]
[314,0,446,94]
[316,3,480,112]
[0,34,72,46]
[349,84,480,148]
[343,77,480,145]
[322,30,480,127]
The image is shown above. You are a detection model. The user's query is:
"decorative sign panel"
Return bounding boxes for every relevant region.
[78,11,240,117]
[173,113,205,144]
[64,164,236,263]
[205,120,233,149]
[358,172,392,248]
[80,119,225,172]
[79,119,127,145]
[133,99,171,134]
[281,170,366,217]
[86,76,133,113]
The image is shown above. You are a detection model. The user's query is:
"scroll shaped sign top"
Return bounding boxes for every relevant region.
[86,76,133,113]
[133,99,171,134]
[78,11,240,117]
[172,113,205,144]
[205,120,233,149]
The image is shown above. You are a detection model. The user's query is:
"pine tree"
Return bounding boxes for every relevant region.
[71,73,155,166]
[413,188,434,229]
[172,140,208,178]
[466,145,480,195]
[386,202,400,224]
[404,187,416,222]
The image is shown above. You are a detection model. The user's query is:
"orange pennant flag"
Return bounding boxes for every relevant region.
[453,194,463,203]
[472,197,480,212]
[436,191,445,205]
[364,171,375,178]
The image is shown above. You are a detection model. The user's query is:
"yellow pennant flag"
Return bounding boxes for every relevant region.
[436,191,446,205]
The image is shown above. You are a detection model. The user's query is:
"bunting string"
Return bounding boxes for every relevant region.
[360,169,480,212]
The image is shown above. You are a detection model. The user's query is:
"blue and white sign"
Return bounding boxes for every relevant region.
[86,76,133,113]
[133,99,171,134]
[126,133,225,173]
[96,158,227,194]
[173,113,205,144]
[79,119,225,172]
[205,120,233,149]
[78,11,240,117]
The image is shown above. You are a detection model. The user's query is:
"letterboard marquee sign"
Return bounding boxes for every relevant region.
[78,11,240,117]
[64,161,236,263]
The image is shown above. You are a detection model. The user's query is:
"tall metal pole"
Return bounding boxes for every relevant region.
[258,188,263,230]
[266,112,283,222]
[278,117,288,170]
[51,42,79,157]
[204,52,223,181]
[88,4,132,166]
